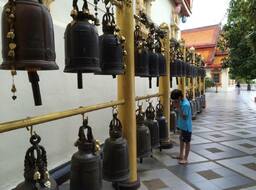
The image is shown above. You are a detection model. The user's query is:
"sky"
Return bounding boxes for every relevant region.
[180,0,231,30]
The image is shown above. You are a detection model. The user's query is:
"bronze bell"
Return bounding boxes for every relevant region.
[147,27,159,88]
[97,7,124,78]
[155,101,169,147]
[145,102,160,149]
[176,59,183,77]
[103,112,129,182]
[1,0,58,106]
[170,103,177,133]
[170,60,178,77]
[15,133,58,190]
[196,96,202,114]
[155,37,166,87]
[190,100,197,120]
[134,25,150,77]
[70,118,102,190]
[201,94,206,108]
[64,0,101,89]
[136,105,151,163]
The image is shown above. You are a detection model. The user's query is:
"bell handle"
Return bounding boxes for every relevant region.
[78,120,95,143]
[72,0,89,12]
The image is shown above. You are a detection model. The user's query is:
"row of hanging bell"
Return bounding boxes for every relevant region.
[15,133,58,190]
[170,60,205,78]
[134,25,166,88]
[64,0,125,89]
[1,0,58,106]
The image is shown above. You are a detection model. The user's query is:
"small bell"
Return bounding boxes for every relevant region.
[14,133,58,190]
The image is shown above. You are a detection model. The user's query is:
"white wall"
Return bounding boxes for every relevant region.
[0,0,173,189]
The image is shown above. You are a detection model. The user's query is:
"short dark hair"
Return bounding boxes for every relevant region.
[171,89,183,100]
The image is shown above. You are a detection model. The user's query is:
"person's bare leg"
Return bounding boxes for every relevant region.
[184,142,190,161]
[179,139,185,160]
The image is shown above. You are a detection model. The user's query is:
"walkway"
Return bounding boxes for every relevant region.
[60,90,256,190]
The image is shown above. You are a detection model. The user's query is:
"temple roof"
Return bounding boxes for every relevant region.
[181,24,222,66]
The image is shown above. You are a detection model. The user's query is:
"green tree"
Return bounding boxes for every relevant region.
[220,0,256,85]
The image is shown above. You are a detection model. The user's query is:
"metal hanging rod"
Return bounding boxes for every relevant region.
[0,92,164,134]
[135,93,163,101]
[0,99,125,134]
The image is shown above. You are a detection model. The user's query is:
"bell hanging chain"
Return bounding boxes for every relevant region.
[6,0,17,100]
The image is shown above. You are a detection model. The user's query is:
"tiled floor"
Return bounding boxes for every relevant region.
[59,90,256,190]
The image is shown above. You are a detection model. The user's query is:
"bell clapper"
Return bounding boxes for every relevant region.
[77,72,83,89]
[28,71,42,106]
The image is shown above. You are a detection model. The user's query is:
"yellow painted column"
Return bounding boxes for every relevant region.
[181,46,186,98]
[116,1,138,183]
[159,23,170,136]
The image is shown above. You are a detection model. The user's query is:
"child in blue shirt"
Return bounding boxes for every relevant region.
[171,89,192,164]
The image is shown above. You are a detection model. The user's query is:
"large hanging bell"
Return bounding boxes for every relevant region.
[176,59,183,77]
[155,101,169,147]
[201,94,206,108]
[15,134,58,190]
[64,0,100,89]
[134,25,150,77]
[190,100,197,120]
[1,0,58,106]
[70,119,102,190]
[170,60,178,77]
[97,7,124,77]
[136,105,151,162]
[147,27,159,88]
[103,112,129,182]
[145,102,160,149]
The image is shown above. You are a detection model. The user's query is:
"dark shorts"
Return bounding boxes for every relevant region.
[180,130,192,143]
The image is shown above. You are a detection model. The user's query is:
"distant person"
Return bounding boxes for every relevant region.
[171,89,192,164]
[236,81,241,94]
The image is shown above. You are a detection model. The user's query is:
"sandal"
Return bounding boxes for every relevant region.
[179,160,188,165]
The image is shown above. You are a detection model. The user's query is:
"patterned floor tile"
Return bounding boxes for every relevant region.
[169,162,253,190]
[196,131,240,142]
[223,129,256,138]
[191,143,246,160]
[220,139,256,154]
[217,156,256,180]
[140,168,195,190]
[153,146,208,166]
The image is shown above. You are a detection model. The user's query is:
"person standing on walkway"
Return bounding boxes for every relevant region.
[171,89,192,164]
[236,81,241,95]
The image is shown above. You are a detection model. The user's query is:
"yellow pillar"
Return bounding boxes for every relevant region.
[116,1,138,184]
[181,46,186,98]
[159,23,172,147]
